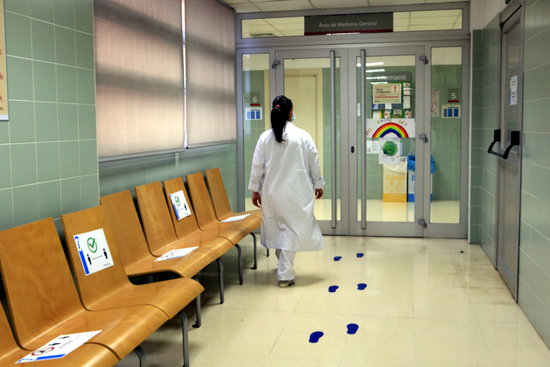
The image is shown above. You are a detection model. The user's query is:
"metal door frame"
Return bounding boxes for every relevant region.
[422,41,470,238]
[347,45,426,237]
[273,48,351,235]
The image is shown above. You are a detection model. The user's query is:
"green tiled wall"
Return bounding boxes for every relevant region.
[469,17,500,262]
[518,0,550,348]
[0,0,98,231]
[98,143,238,210]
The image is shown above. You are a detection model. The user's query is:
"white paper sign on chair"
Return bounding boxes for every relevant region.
[169,190,192,220]
[74,229,114,276]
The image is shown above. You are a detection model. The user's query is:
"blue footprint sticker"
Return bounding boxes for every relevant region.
[309,331,324,343]
[357,283,367,290]
[333,256,342,261]
[346,323,359,335]
[328,285,339,293]
[356,252,364,258]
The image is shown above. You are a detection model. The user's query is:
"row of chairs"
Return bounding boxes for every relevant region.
[0,168,261,366]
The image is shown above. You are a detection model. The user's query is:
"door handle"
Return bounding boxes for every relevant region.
[488,129,520,160]
[487,129,501,156]
[330,50,337,229]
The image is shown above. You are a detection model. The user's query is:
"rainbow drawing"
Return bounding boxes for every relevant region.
[373,122,409,138]
[366,118,415,139]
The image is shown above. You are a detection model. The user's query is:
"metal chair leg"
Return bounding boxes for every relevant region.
[192,293,202,328]
[216,258,224,304]
[191,274,202,328]
[266,248,270,257]
[178,311,190,367]
[134,345,147,367]
[250,232,257,270]
[235,244,243,285]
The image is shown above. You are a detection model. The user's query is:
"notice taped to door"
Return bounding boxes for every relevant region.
[74,229,114,276]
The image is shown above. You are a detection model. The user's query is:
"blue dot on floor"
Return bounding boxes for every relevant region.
[309,331,324,343]
[356,252,364,258]
[347,323,359,335]
[333,256,342,261]
[357,283,367,290]
[328,285,339,293]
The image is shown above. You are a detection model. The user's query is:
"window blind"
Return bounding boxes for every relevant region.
[95,0,185,157]
[185,0,236,147]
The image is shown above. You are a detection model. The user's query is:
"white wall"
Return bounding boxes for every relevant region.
[470,0,506,30]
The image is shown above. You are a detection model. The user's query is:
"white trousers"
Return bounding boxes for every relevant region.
[276,249,296,281]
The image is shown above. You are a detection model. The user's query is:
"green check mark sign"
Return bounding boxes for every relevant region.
[175,196,181,207]
[87,237,98,253]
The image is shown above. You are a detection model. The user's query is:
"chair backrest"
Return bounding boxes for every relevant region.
[61,206,132,309]
[0,302,19,357]
[205,168,232,220]
[186,172,218,228]
[0,218,83,347]
[135,181,178,253]
[101,190,154,264]
[163,177,201,238]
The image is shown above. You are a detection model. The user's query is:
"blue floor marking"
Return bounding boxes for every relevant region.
[356,252,364,258]
[328,285,339,293]
[309,331,324,343]
[357,283,367,290]
[347,323,359,335]
[333,256,342,261]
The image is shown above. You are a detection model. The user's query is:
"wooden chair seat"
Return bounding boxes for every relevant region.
[171,231,234,259]
[135,182,231,303]
[0,218,167,360]
[0,302,119,367]
[101,190,216,278]
[205,167,262,233]
[135,181,234,257]
[62,206,204,320]
[42,306,166,359]
[200,222,251,245]
[164,177,249,248]
[185,172,251,243]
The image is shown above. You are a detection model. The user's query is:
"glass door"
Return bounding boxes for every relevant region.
[273,49,348,234]
[349,47,425,236]
[242,45,469,238]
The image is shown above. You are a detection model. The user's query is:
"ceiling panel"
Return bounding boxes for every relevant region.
[310,0,369,9]
[255,0,314,12]
[229,3,261,12]
[220,0,469,13]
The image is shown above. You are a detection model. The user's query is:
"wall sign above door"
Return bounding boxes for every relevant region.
[304,13,393,36]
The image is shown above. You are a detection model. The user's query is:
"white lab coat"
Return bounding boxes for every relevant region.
[248,122,325,252]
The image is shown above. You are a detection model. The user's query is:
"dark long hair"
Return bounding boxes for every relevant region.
[270,95,292,143]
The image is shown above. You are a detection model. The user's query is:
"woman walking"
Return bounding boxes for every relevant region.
[248,95,325,287]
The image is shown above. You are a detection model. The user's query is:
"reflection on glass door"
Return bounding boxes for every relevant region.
[357,54,417,224]
[430,47,462,224]
[282,56,341,223]
[242,54,270,212]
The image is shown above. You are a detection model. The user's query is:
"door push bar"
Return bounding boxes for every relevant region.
[487,129,520,160]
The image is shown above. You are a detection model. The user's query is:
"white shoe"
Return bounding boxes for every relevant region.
[279,280,295,288]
